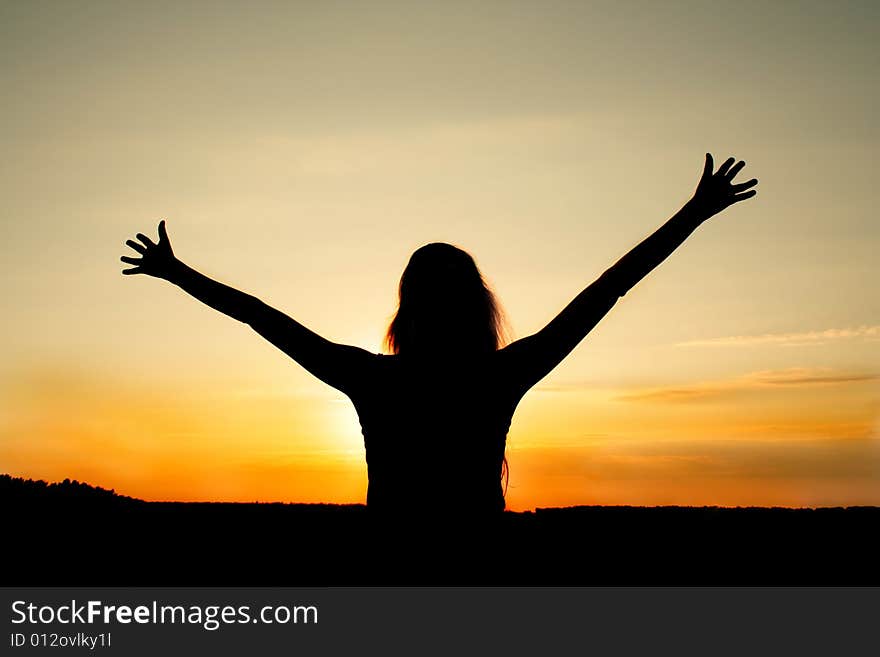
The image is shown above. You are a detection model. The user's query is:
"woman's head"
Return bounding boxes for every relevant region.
[384,243,506,356]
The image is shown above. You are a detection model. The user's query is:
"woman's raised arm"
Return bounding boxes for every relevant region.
[498,154,758,397]
[120,221,374,396]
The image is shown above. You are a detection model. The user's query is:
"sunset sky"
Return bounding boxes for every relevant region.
[1,1,877,509]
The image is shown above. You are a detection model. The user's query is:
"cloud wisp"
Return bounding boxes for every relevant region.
[617,368,878,404]
[676,325,880,348]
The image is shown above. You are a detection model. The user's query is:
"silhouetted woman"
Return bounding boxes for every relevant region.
[121,154,757,516]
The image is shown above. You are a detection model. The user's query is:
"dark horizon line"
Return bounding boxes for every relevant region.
[4,473,877,512]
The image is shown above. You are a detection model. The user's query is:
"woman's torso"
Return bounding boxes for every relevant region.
[349,352,520,515]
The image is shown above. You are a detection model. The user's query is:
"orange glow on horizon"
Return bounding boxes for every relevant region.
[2,365,876,510]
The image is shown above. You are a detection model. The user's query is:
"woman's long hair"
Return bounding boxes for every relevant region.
[384,242,507,356]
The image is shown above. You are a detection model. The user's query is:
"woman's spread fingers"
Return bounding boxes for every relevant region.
[120,255,141,265]
[122,267,143,275]
[126,239,146,254]
[702,153,714,178]
[717,157,736,176]
[731,189,757,203]
[136,233,156,248]
[726,161,745,180]
[732,178,758,191]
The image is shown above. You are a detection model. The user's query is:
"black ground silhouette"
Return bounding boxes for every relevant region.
[4,475,877,585]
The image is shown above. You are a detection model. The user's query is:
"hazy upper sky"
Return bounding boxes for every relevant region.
[1,1,877,508]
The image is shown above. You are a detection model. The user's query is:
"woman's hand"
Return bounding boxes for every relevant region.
[121,220,180,280]
[688,153,758,219]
